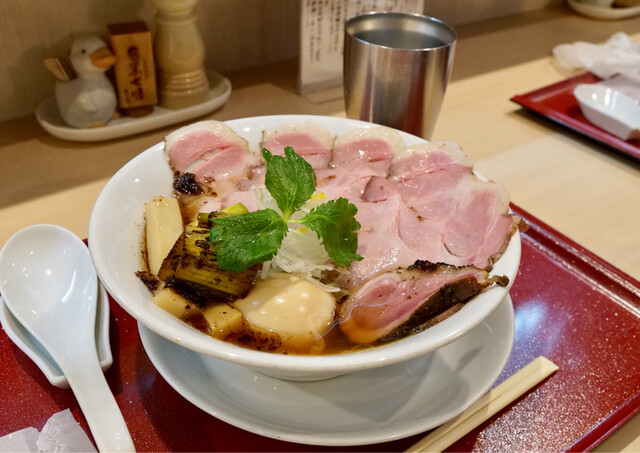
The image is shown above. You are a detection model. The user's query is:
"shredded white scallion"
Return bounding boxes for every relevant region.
[253,186,277,212]
[254,187,340,292]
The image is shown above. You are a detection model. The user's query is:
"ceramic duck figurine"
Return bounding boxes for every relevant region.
[54,35,118,128]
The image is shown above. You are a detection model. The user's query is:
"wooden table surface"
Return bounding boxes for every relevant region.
[1,5,639,451]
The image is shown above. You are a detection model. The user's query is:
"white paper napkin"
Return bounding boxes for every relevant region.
[0,410,96,453]
[553,32,640,82]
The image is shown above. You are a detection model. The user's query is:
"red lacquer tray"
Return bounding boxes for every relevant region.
[511,72,640,162]
[1,204,640,452]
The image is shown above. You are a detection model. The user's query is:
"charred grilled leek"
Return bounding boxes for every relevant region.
[158,214,257,306]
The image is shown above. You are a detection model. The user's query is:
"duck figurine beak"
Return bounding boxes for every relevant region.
[90,47,117,69]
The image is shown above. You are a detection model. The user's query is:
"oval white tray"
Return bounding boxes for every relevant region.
[36,71,231,142]
[567,0,640,19]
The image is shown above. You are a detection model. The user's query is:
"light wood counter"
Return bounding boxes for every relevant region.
[0,5,639,451]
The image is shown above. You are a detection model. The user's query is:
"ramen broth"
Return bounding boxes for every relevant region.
[182,307,373,355]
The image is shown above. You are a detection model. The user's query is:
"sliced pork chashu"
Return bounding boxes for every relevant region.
[165,120,265,217]
[326,139,520,289]
[165,120,260,182]
[260,121,335,169]
[336,261,509,345]
[391,142,519,270]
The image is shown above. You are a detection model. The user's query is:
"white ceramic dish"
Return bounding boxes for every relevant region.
[88,114,520,381]
[567,0,640,19]
[0,284,112,389]
[139,295,514,446]
[574,83,640,140]
[36,71,231,142]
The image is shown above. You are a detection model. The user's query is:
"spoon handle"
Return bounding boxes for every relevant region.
[60,351,135,452]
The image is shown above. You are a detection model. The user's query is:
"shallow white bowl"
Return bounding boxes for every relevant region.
[574,83,640,140]
[88,114,520,381]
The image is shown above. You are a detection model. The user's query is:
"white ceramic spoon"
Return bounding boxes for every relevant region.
[0,224,135,452]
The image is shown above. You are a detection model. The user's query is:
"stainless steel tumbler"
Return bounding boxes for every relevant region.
[343,12,456,139]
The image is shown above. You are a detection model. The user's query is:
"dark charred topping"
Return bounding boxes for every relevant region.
[381,276,481,342]
[173,172,203,195]
[184,311,209,331]
[491,274,510,287]
[201,175,216,186]
[516,216,528,233]
[408,260,509,286]
[228,329,282,352]
[407,259,440,272]
[407,206,424,221]
[136,270,160,293]
[195,239,210,250]
[163,274,235,308]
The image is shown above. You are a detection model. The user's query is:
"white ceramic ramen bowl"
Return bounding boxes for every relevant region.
[88,114,520,381]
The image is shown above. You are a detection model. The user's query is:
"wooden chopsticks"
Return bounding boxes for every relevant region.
[406,356,559,453]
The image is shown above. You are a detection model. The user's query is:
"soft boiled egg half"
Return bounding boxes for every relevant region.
[233,273,337,353]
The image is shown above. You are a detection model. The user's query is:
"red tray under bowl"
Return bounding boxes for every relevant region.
[1,204,640,451]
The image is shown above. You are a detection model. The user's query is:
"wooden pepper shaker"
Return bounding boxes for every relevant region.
[149,0,211,109]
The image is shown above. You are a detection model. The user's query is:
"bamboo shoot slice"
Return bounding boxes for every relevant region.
[145,196,183,275]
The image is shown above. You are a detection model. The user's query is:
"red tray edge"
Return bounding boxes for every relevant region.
[512,203,640,302]
[569,391,640,452]
[511,203,640,452]
[515,72,602,101]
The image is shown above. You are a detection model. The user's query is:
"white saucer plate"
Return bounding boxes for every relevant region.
[36,71,231,142]
[139,295,515,446]
[567,0,640,19]
[0,284,112,389]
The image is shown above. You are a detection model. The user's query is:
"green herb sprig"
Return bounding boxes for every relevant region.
[210,147,363,272]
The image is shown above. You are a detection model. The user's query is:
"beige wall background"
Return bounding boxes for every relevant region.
[0,0,561,123]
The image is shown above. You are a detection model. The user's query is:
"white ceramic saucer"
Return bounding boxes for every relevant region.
[567,0,640,19]
[0,284,112,389]
[139,295,514,446]
[36,71,231,142]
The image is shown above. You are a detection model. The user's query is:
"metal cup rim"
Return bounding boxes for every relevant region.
[344,11,457,51]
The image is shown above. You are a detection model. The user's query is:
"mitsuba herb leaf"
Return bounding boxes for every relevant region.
[211,209,288,273]
[210,147,362,273]
[262,147,316,220]
[299,198,363,267]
